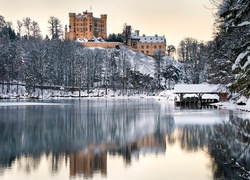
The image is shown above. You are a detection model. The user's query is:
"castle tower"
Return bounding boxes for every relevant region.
[69,13,76,32]
[101,14,107,39]
[65,11,107,41]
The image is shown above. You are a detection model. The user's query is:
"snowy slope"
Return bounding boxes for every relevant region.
[118,46,155,76]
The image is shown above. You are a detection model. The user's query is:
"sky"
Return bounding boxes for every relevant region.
[0,0,215,47]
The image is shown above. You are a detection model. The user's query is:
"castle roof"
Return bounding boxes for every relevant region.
[131,33,165,43]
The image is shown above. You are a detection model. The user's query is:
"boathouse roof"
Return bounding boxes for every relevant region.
[173,84,228,94]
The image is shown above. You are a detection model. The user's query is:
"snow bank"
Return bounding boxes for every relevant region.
[214,97,250,113]
[75,36,105,43]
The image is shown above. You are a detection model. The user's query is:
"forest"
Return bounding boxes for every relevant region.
[0,0,249,98]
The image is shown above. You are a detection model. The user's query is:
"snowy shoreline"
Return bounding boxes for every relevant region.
[1,88,250,114]
[213,100,250,112]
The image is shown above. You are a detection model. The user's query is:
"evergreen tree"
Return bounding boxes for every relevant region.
[209,0,250,96]
[154,49,164,89]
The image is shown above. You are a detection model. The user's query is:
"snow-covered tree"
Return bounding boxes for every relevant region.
[205,40,234,85]
[162,56,180,89]
[154,49,164,89]
[167,45,176,57]
[177,38,207,84]
[209,0,250,96]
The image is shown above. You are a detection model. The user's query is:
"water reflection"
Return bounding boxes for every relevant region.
[177,125,211,152]
[69,150,107,178]
[207,111,250,179]
[0,99,249,179]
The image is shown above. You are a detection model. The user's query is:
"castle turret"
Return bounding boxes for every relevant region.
[101,14,107,39]
[65,25,68,33]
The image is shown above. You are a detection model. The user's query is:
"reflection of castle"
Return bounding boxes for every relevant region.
[69,134,166,177]
[69,149,107,178]
[110,134,166,164]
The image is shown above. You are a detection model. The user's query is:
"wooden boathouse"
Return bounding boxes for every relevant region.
[173,84,228,105]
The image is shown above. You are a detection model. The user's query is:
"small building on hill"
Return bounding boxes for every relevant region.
[123,25,167,56]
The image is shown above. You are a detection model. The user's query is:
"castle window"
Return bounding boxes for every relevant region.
[146,45,149,49]
[146,50,149,54]
[154,45,157,49]
[141,45,144,49]
[159,46,162,49]
[141,50,144,53]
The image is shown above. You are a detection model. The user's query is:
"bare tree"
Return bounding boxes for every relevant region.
[23,17,31,38]
[30,21,41,38]
[167,45,176,57]
[0,15,6,30]
[16,20,23,36]
[122,23,131,46]
[48,16,62,39]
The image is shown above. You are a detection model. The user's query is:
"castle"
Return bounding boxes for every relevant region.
[65,11,166,56]
[65,11,107,41]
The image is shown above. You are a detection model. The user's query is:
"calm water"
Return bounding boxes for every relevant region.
[0,98,249,180]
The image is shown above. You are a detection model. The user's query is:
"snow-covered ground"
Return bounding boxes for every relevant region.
[1,83,249,114]
[213,99,250,112]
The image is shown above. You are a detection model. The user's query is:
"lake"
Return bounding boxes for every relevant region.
[0,98,249,180]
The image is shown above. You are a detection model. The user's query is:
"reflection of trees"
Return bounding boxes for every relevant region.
[109,133,167,165]
[177,125,211,151]
[208,111,250,179]
[3,100,249,179]
[16,155,41,174]
[0,99,175,174]
[48,153,64,174]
